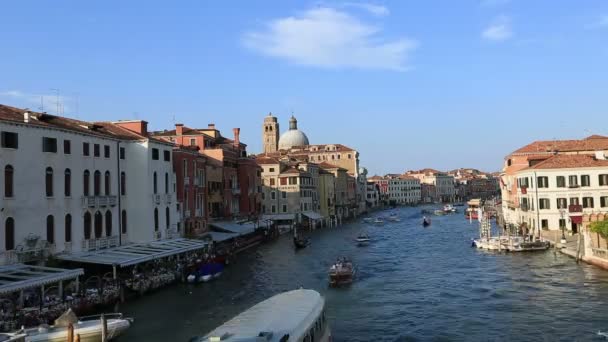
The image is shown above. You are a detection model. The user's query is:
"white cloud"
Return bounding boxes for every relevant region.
[0,90,70,114]
[342,2,389,16]
[243,7,417,71]
[482,16,513,41]
[480,0,510,7]
[587,15,608,29]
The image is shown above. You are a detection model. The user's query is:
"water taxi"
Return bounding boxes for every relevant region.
[329,258,355,287]
[355,233,371,246]
[443,204,456,213]
[195,289,331,342]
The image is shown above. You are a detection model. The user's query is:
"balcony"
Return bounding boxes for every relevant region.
[184,177,190,186]
[108,195,117,206]
[0,250,18,266]
[232,187,241,195]
[165,193,172,204]
[195,208,203,217]
[153,194,161,205]
[165,225,179,239]
[82,196,97,208]
[97,196,108,207]
[81,236,119,251]
[568,184,580,189]
[184,210,191,218]
[15,242,55,263]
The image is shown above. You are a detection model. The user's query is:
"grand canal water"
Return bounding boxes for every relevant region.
[117,207,608,341]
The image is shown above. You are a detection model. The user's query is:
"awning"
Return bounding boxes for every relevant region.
[209,221,258,235]
[570,215,583,224]
[0,264,84,295]
[261,214,295,221]
[56,238,208,268]
[302,212,323,220]
[204,231,240,243]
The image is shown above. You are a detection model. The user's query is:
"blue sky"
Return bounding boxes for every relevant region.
[1,1,607,175]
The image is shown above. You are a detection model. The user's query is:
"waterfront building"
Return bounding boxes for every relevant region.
[0,104,179,265]
[172,146,208,236]
[509,153,608,234]
[406,169,455,202]
[367,174,420,205]
[366,182,381,208]
[449,168,500,200]
[501,135,608,230]
[319,162,351,223]
[319,170,337,222]
[368,176,390,205]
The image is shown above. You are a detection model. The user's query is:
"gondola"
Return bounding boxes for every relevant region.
[422,216,431,227]
[293,236,311,249]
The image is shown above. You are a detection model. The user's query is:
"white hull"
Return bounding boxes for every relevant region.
[19,319,131,342]
[198,274,212,282]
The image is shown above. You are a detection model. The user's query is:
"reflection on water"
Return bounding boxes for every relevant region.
[118,207,608,341]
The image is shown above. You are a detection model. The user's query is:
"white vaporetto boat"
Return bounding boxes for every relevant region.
[195,289,331,342]
[3,310,132,342]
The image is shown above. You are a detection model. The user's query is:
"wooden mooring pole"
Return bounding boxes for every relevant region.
[67,323,74,342]
[101,314,108,342]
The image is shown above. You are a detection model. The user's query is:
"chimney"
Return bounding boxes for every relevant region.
[114,120,148,136]
[23,112,30,123]
[595,151,606,160]
[208,123,215,130]
[175,123,184,136]
[233,128,240,146]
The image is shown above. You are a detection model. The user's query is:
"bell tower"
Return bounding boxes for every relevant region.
[263,113,279,154]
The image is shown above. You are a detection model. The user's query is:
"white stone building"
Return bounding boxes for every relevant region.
[0,105,179,265]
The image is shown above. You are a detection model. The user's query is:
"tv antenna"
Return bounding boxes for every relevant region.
[50,88,60,115]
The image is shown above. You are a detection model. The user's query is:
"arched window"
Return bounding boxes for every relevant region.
[154,208,159,231]
[65,214,72,242]
[46,215,55,244]
[45,167,53,197]
[104,171,111,195]
[94,171,101,196]
[165,207,170,230]
[165,172,169,194]
[105,211,112,236]
[4,218,14,251]
[64,169,71,197]
[84,212,92,239]
[83,170,90,196]
[121,210,127,234]
[4,165,14,198]
[120,172,126,196]
[153,172,157,194]
[94,211,102,238]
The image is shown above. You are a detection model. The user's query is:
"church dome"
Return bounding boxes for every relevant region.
[278,116,309,149]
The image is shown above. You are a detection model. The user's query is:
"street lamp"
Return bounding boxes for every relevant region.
[559,209,567,244]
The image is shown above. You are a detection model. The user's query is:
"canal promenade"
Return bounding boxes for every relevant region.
[117,206,608,341]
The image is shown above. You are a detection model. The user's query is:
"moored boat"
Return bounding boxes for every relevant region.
[355,233,370,246]
[443,204,456,213]
[373,218,385,226]
[387,214,401,222]
[4,310,132,342]
[193,289,331,342]
[329,258,355,287]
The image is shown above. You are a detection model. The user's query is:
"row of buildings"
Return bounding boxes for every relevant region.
[367,168,499,206]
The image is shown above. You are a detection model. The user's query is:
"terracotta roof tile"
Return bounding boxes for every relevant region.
[255,156,280,165]
[511,138,608,155]
[525,154,608,169]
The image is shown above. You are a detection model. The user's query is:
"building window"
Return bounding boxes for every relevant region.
[154,208,159,231]
[45,167,54,197]
[164,172,169,194]
[537,177,549,188]
[556,176,565,188]
[269,168,275,172]
[46,215,54,244]
[271,192,276,200]
[83,142,90,156]
[64,169,71,197]
[120,147,125,160]
[42,137,57,153]
[105,211,112,236]
[1,131,18,149]
[581,175,590,187]
[153,172,158,194]
[289,177,297,185]
[583,197,594,208]
[599,174,608,186]
[104,145,110,158]
[4,218,14,250]
[569,197,579,206]
[4,165,13,198]
[63,140,71,154]
[541,219,549,230]
[557,198,567,209]
[568,175,578,187]
[282,191,286,199]
[539,198,550,209]
[190,138,196,146]
[93,144,100,157]
[600,196,608,208]
[84,212,92,240]
[121,172,126,195]
[271,205,276,213]
[282,205,287,213]
[164,150,171,162]
[270,178,275,186]
[121,210,127,233]
[104,171,111,195]
[280,178,287,186]
[559,218,566,228]
[94,211,103,238]
[166,207,170,230]
[152,148,159,160]
[94,170,101,196]
[65,214,72,243]
[83,170,90,196]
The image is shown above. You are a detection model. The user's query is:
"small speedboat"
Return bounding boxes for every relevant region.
[373,218,385,226]
[188,262,224,283]
[362,217,374,223]
[4,309,132,342]
[387,214,401,222]
[329,258,355,287]
[443,204,456,213]
[356,234,370,246]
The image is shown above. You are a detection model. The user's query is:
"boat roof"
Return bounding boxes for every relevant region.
[0,264,83,295]
[201,289,324,342]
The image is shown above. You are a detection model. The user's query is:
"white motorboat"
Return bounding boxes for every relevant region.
[373,218,385,226]
[362,217,374,223]
[443,204,456,213]
[4,310,132,342]
[195,289,331,342]
[355,234,371,246]
[387,214,401,222]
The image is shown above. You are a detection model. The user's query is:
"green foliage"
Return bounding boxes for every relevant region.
[589,221,608,238]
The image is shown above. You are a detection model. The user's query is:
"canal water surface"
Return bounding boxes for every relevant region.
[117,207,608,341]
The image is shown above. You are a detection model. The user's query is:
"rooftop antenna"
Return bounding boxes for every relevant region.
[39,96,44,112]
[50,88,60,115]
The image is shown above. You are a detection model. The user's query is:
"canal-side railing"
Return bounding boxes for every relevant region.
[592,248,608,260]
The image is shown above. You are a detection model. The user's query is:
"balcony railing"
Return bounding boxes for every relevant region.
[82,196,96,208]
[108,195,117,206]
[165,194,172,203]
[153,230,162,240]
[195,208,203,217]
[98,196,109,206]
[16,243,55,263]
[82,196,117,208]
[165,225,180,239]
[184,210,191,218]
[82,236,119,251]
[232,188,241,195]
[184,177,190,186]
[592,248,608,260]
[153,194,161,204]
[0,250,18,266]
